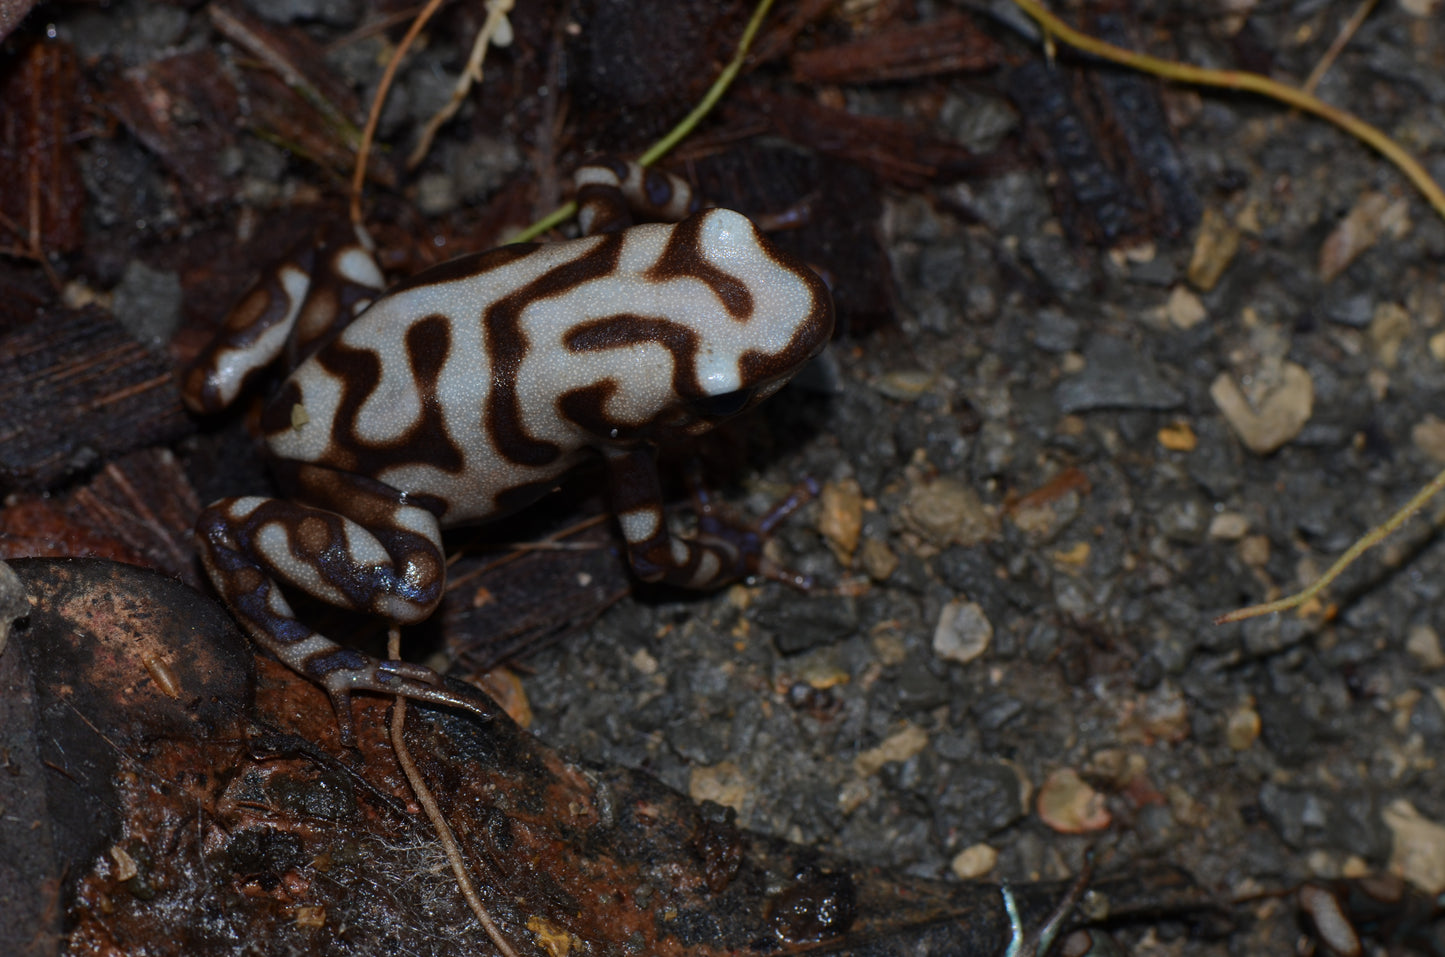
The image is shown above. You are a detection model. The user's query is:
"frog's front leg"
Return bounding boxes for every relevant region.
[605,446,766,589]
[194,467,483,744]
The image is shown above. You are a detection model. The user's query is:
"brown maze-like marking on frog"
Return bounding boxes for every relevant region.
[644,212,755,320]
[481,232,628,468]
[558,314,706,440]
[260,317,467,480]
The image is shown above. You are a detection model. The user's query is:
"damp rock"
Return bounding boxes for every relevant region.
[932,599,992,665]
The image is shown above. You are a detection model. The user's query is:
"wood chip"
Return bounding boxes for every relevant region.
[1319,192,1411,283]
[1187,207,1240,291]
[817,478,864,561]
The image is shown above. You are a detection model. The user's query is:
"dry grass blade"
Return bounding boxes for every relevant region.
[407,0,516,171]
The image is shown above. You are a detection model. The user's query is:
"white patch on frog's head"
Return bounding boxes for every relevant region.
[696,344,742,396]
[695,208,762,268]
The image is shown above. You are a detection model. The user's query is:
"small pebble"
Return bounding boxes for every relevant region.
[689,762,751,816]
[629,647,659,675]
[858,538,899,581]
[854,723,929,777]
[1037,768,1111,834]
[1210,361,1314,454]
[1227,703,1261,750]
[837,778,871,815]
[1157,421,1197,451]
[1429,330,1445,362]
[949,843,998,880]
[1406,624,1445,670]
[1318,192,1410,282]
[901,478,997,548]
[1368,303,1411,368]
[1050,542,1089,568]
[870,623,908,666]
[1208,512,1250,540]
[1383,800,1445,894]
[1410,416,1445,463]
[1166,285,1207,329]
[1237,534,1271,567]
[933,599,992,665]
[1138,683,1190,744]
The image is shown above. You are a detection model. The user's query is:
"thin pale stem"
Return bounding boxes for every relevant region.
[388,628,518,957]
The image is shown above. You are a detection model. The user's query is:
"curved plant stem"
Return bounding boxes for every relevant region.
[351,0,448,227]
[407,0,516,171]
[508,0,777,244]
[1215,467,1445,624]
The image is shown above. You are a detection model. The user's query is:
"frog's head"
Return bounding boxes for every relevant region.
[559,208,834,445]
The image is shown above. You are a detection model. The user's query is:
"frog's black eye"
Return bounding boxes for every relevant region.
[690,388,755,419]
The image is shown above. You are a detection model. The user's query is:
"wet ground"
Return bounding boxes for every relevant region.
[517,7,1445,954]
[14,0,1445,952]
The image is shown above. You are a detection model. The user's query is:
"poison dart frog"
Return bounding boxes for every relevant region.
[181,160,835,743]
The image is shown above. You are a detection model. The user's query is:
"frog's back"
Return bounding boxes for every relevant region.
[260,238,609,521]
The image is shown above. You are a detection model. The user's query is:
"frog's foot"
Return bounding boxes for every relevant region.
[692,474,820,592]
[306,647,493,747]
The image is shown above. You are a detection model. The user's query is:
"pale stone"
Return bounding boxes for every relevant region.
[1384,799,1445,893]
[1406,624,1445,670]
[1211,362,1314,454]
[950,843,999,880]
[1036,768,1111,833]
[933,599,992,665]
[1166,285,1207,329]
[1411,415,1445,463]
[1208,512,1250,540]
[817,478,864,560]
[689,761,750,815]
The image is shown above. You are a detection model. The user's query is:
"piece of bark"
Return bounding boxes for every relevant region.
[65,448,204,584]
[441,517,631,672]
[0,559,254,957]
[0,39,85,255]
[790,12,1002,85]
[731,88,996,189]
[207,3,381,185]
[1005,19,1200,249]
[0,305,191,491]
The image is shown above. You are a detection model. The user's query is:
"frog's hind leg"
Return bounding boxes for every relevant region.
[195,476,484,744]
